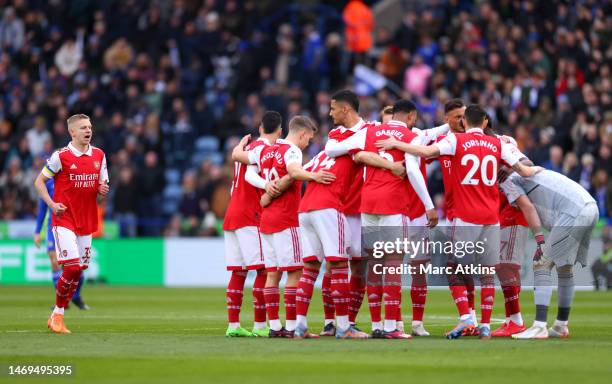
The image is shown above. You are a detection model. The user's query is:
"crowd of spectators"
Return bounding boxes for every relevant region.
[0,0,609,237]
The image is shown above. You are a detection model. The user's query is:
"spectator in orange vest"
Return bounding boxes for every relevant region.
[343,0,374,65]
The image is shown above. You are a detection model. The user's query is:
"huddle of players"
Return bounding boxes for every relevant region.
[223,90,599,340]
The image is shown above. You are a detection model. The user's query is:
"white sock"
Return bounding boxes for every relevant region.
[269,319,282,331]
[53,306,64,315]
[324,319,334,326]
[509,313,523,326]
[285,320,296,332]
[296,315,308,329]
[460,314,471,322]
[470,309,478,325]
[397,321,404,330]
[384,319,397,332]
[228,322,240,330]
[480,323,490,329]
[253,322,267,330]
[533,320,547,328]
[553,319,568,327]
[336,315,350,332]
[412,320,423,327]
[371,321,382,331]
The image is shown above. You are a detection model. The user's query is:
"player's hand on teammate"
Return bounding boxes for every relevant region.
[390,161,406,178]
[265,181,282,198]
[314,171,336,184]
[260,193,272,207]
[33,233,41,248]
[50,202,67,216]
[425,208,438,228]
[98,182,110,196]
[375,137,400,150]
[238,134,251,148]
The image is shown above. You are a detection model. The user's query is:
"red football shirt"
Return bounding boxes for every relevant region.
[299,151,353,213]
[42,143,108,235]
[339,120,416,215]
[499,190,528,227]
[327,123,368,216]
[428,135,455,220]
[434,128,522,225]
[222,138,271,231]
[256,139,303,234]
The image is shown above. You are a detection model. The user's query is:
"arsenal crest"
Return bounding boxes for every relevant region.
[94,161,100,170]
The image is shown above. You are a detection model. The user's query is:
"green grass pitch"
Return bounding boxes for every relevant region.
[1,286,611,384]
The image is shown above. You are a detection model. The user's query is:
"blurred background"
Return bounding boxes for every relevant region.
[0,0,609,286]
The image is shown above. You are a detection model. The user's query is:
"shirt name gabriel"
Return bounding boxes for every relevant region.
[376,129,404,140]
[69,173,99,188]
[462,139,499,153]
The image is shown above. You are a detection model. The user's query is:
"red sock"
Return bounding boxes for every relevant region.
[263,286,280,321]
[464,274,475,310]
[396,291,403,322]
[322,272,335,320]
[410,263,428,322]
[284,286,297,321]
[296,267,319,317]
[497,264,521,318]
[331,266,350,317]
[348,273,365,323]
[366,261,383,323]
[480,274,495,324]
[56,264,81,308]
[449,285,470,316]
[226,270,247,323]
[252,269,267,323]
[384,284,401,322]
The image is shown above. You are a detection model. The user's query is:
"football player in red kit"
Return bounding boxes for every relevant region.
[34,114,109,333]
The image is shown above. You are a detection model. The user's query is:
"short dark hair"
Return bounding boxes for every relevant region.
[289,115,317,133]
[261,111,282,134]
[392,99,416,115]
[331,90,359,112]
[381,106,393,116]
[444,98,465,114]
[463,104,487,127]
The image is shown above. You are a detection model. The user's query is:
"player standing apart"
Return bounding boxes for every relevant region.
[224,111,283,337]
[34,178,90,310]
[34,114,109,333]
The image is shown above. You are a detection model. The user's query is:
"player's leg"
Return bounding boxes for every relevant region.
[549,204,598,338]
[492,225,527,337]
[295,212,323,338]
[277,227,303,337]
[317,209,368,339]
[261,233,284,337]
[445,219,476,339]
[223,230,251,337]
[48,227,81,333]
[380,214,410,339]
[476,224,500,339]
[347,214,366,328]
[362,214,383,337]
[71,232,90,309]
[320,262,336,335]
[408,213,430,336]
[241,227,268,336]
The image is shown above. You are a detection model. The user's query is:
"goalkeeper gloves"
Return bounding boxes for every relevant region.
[533,233,545,262]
